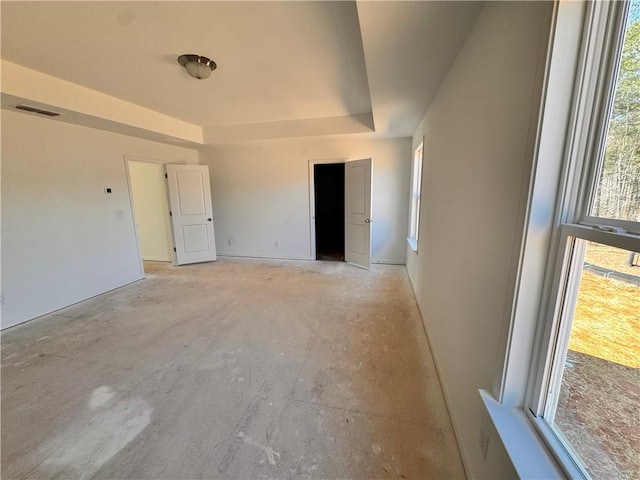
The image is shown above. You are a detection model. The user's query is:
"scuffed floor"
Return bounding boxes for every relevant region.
[1,258,465,479]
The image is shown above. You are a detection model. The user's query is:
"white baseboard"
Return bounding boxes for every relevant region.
[373,259,406,265]
[217,252,314,261]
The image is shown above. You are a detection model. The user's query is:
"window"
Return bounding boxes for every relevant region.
[528,2,640,478]
[407,141,423,252]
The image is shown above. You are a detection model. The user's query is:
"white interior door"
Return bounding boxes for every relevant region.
[166,164,217,265]
[345,158,372,269]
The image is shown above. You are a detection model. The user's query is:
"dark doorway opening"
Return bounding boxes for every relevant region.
[314,163,345,261]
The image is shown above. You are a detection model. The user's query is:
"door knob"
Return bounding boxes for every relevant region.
[365,219,372,223]
[207,218,212,222]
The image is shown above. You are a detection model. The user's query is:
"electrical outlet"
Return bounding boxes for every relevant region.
[478,426,490,461]
[0,293,4,305]
[275,240,280,247]
[228,237,234,246]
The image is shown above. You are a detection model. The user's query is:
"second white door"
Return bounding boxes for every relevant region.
[345,158,372,269]
[166,164,217,265]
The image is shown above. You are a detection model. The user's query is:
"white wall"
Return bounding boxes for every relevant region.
[201,137,411,264]
[128,160,173,262]
[1,110,199,329]
[406,2,553,478]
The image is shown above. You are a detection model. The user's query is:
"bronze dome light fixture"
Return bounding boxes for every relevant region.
[178,54,217,79]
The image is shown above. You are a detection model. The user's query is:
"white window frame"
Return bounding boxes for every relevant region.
[407,140,424,252]
[573,0,640,236]
[525,1,639,478]
[486,1,640,478]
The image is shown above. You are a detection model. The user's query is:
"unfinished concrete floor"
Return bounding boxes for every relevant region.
[1,258,465,479]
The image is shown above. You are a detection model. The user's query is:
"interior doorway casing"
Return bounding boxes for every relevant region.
[308,159,347,260]
[124,155,174,276]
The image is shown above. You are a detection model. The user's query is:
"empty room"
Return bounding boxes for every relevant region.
[2,1,638,479]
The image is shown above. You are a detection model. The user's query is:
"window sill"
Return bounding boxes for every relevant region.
[407,237,418,252]
[479,390,564,479]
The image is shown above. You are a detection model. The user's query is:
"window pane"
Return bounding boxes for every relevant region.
[554,241,640,479]
[409,143,423,242]
[590,2,640,222]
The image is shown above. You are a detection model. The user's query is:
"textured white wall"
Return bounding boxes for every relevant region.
[1,110,199,329]
[201,136,411,264]
[406,2,553,478]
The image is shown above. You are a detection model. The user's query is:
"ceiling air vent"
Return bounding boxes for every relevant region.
[15,105,61,117]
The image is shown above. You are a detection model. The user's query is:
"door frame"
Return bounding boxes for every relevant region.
[308,158,348,260]
[124,155,185,275]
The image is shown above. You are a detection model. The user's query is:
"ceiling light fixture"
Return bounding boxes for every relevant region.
[178,54,217,80]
